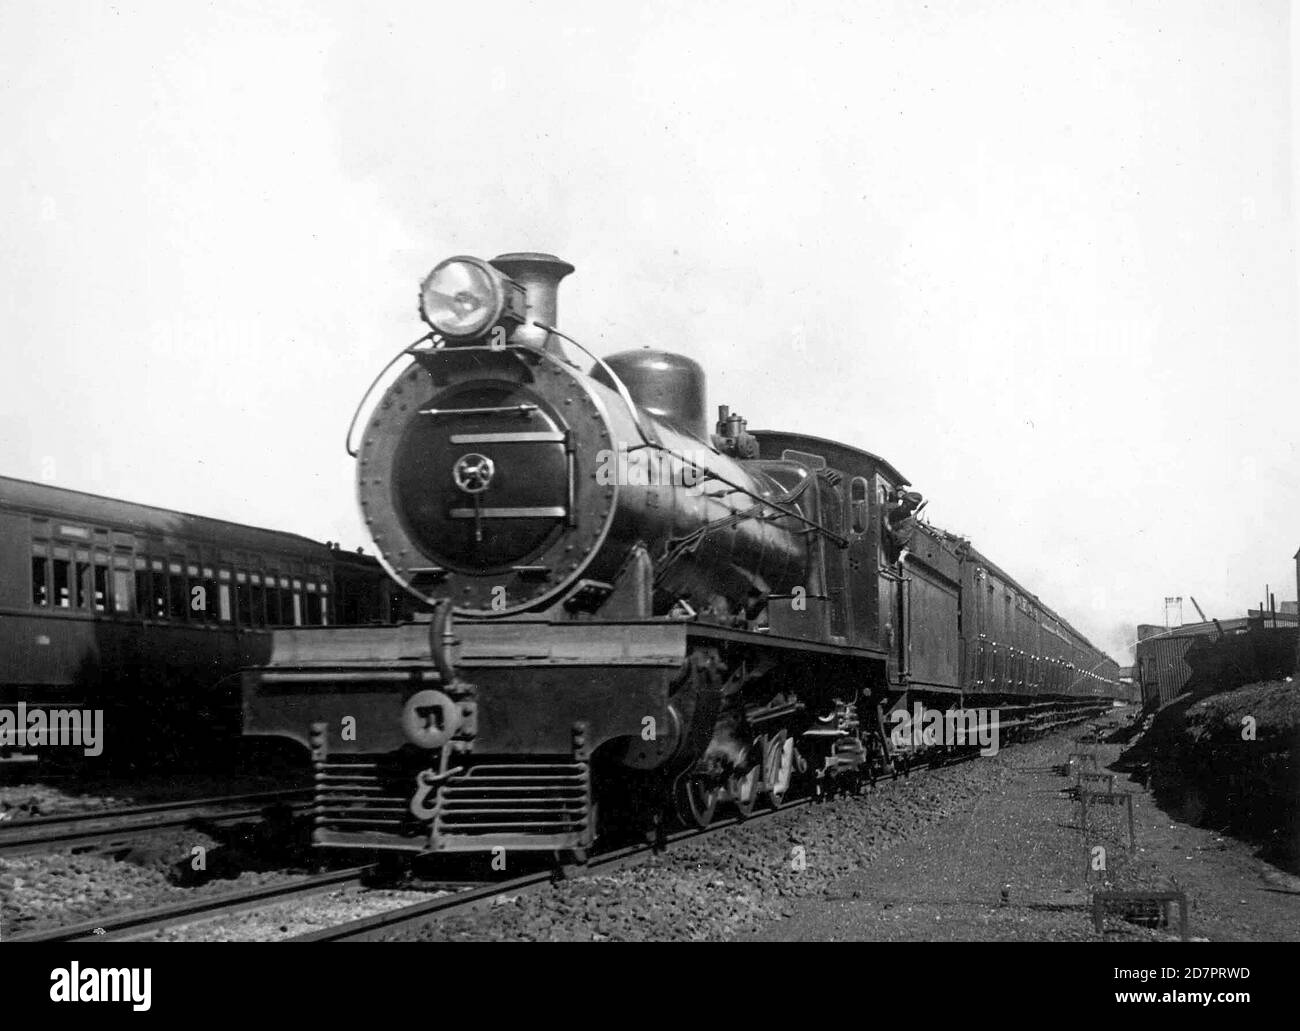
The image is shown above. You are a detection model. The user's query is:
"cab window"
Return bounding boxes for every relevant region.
[850,477,869,534]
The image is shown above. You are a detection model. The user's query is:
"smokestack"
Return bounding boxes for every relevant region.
[490,252,574,353]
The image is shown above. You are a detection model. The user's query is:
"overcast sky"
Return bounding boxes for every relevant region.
[2,0,1295,660]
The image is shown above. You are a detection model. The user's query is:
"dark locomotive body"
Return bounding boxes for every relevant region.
[242,252,1125,857]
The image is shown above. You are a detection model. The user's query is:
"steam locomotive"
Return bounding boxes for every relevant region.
[242,252,1125,858]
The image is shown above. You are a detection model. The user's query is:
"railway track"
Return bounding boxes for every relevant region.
[7,865,378,942]
[6,708,1123,943]
[0,788,312,857]
[10,795,816,941]
[289,801,817,942]
[292,706,1126,942]
[6,800,816,944]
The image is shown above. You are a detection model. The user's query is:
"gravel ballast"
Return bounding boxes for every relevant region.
[385,722,1128,942]
[385,712,1298,942]
[8,709,1295,942]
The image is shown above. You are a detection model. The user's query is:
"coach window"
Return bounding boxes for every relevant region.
[338,582,358,624]
[112,555,133,615]
[52,550,72,608]
[235,572,252,626]
[31,547,49,606]
[320,582,329,627]
[262,572,278,624]
[305,583,322,625]
[75,552,92,609]
[150,560,168,617]
[218,569,233,623]
[146,560,165,618]
[263,573,281,624]
[93,555,109,613]
[266,577,280,625]
[135,561,148,616]
[201,568,218,622]
[168,562,187,620]
[850,477,869,534]
[251,574,266,627]
[133,558,149,617]
[292,580,303,626]
[184,564,198,619]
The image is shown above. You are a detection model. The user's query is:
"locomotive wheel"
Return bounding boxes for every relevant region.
[763,731,796,808]
[728,764,761,818]
[676,775,722,828]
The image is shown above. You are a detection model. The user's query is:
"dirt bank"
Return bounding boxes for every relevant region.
[1140,680,1299,869]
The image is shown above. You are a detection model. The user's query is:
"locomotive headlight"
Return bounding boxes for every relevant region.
[418,255,525,340]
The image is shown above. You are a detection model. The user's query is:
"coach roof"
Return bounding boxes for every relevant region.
[0,474,328,556]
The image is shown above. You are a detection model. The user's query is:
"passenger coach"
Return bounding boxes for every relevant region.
[0,475,415,758]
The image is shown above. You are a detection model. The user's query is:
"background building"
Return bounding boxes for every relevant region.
[1135,611,1298,709]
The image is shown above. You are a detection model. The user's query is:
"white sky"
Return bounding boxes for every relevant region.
[1,0,1295,661]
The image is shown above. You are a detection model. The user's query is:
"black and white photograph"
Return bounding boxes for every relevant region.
[0,0,1296,986]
